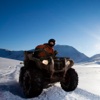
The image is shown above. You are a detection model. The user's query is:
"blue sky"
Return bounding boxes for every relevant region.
[0,0,100,57]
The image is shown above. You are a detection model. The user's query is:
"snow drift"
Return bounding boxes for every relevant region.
[0,57,100,100]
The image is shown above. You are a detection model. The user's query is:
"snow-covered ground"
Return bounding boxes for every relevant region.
[0,57,100,100]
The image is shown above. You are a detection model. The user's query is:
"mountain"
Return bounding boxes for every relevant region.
[0,45,89,62]
[89,54,100,64]
[0,48,24,61]
[54,45,89,62]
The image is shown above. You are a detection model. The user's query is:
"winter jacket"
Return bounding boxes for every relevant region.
[34,43,54,58]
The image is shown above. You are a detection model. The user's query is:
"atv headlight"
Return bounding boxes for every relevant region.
[42,60,48,65]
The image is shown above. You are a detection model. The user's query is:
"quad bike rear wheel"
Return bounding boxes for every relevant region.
[60,68,78,92]
[19,67,44,98]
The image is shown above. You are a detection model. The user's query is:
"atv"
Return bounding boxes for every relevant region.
[19,51,78,98]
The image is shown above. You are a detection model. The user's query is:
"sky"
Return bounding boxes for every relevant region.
[0,0,100,57]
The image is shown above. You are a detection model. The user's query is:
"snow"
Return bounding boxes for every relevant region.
[0,57,100,100]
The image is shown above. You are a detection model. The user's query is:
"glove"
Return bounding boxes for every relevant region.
[54,50,58,55]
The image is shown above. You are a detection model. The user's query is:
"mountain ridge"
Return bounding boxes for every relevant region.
[0,45,90,62]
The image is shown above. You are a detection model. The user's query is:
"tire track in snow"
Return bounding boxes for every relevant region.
[0,64,22,82]
[7,65,21,81]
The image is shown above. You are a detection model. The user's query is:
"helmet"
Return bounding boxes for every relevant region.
[48,39,55,43]
[48,39,56,47]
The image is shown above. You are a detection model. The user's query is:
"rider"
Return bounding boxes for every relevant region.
[34,39,57,59]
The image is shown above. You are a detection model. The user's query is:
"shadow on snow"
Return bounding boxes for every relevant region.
[0,81,25,98]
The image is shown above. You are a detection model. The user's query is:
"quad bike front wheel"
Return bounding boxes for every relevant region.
[19,67,26,86]
[60,68,78,92]
[19,67,44,98]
